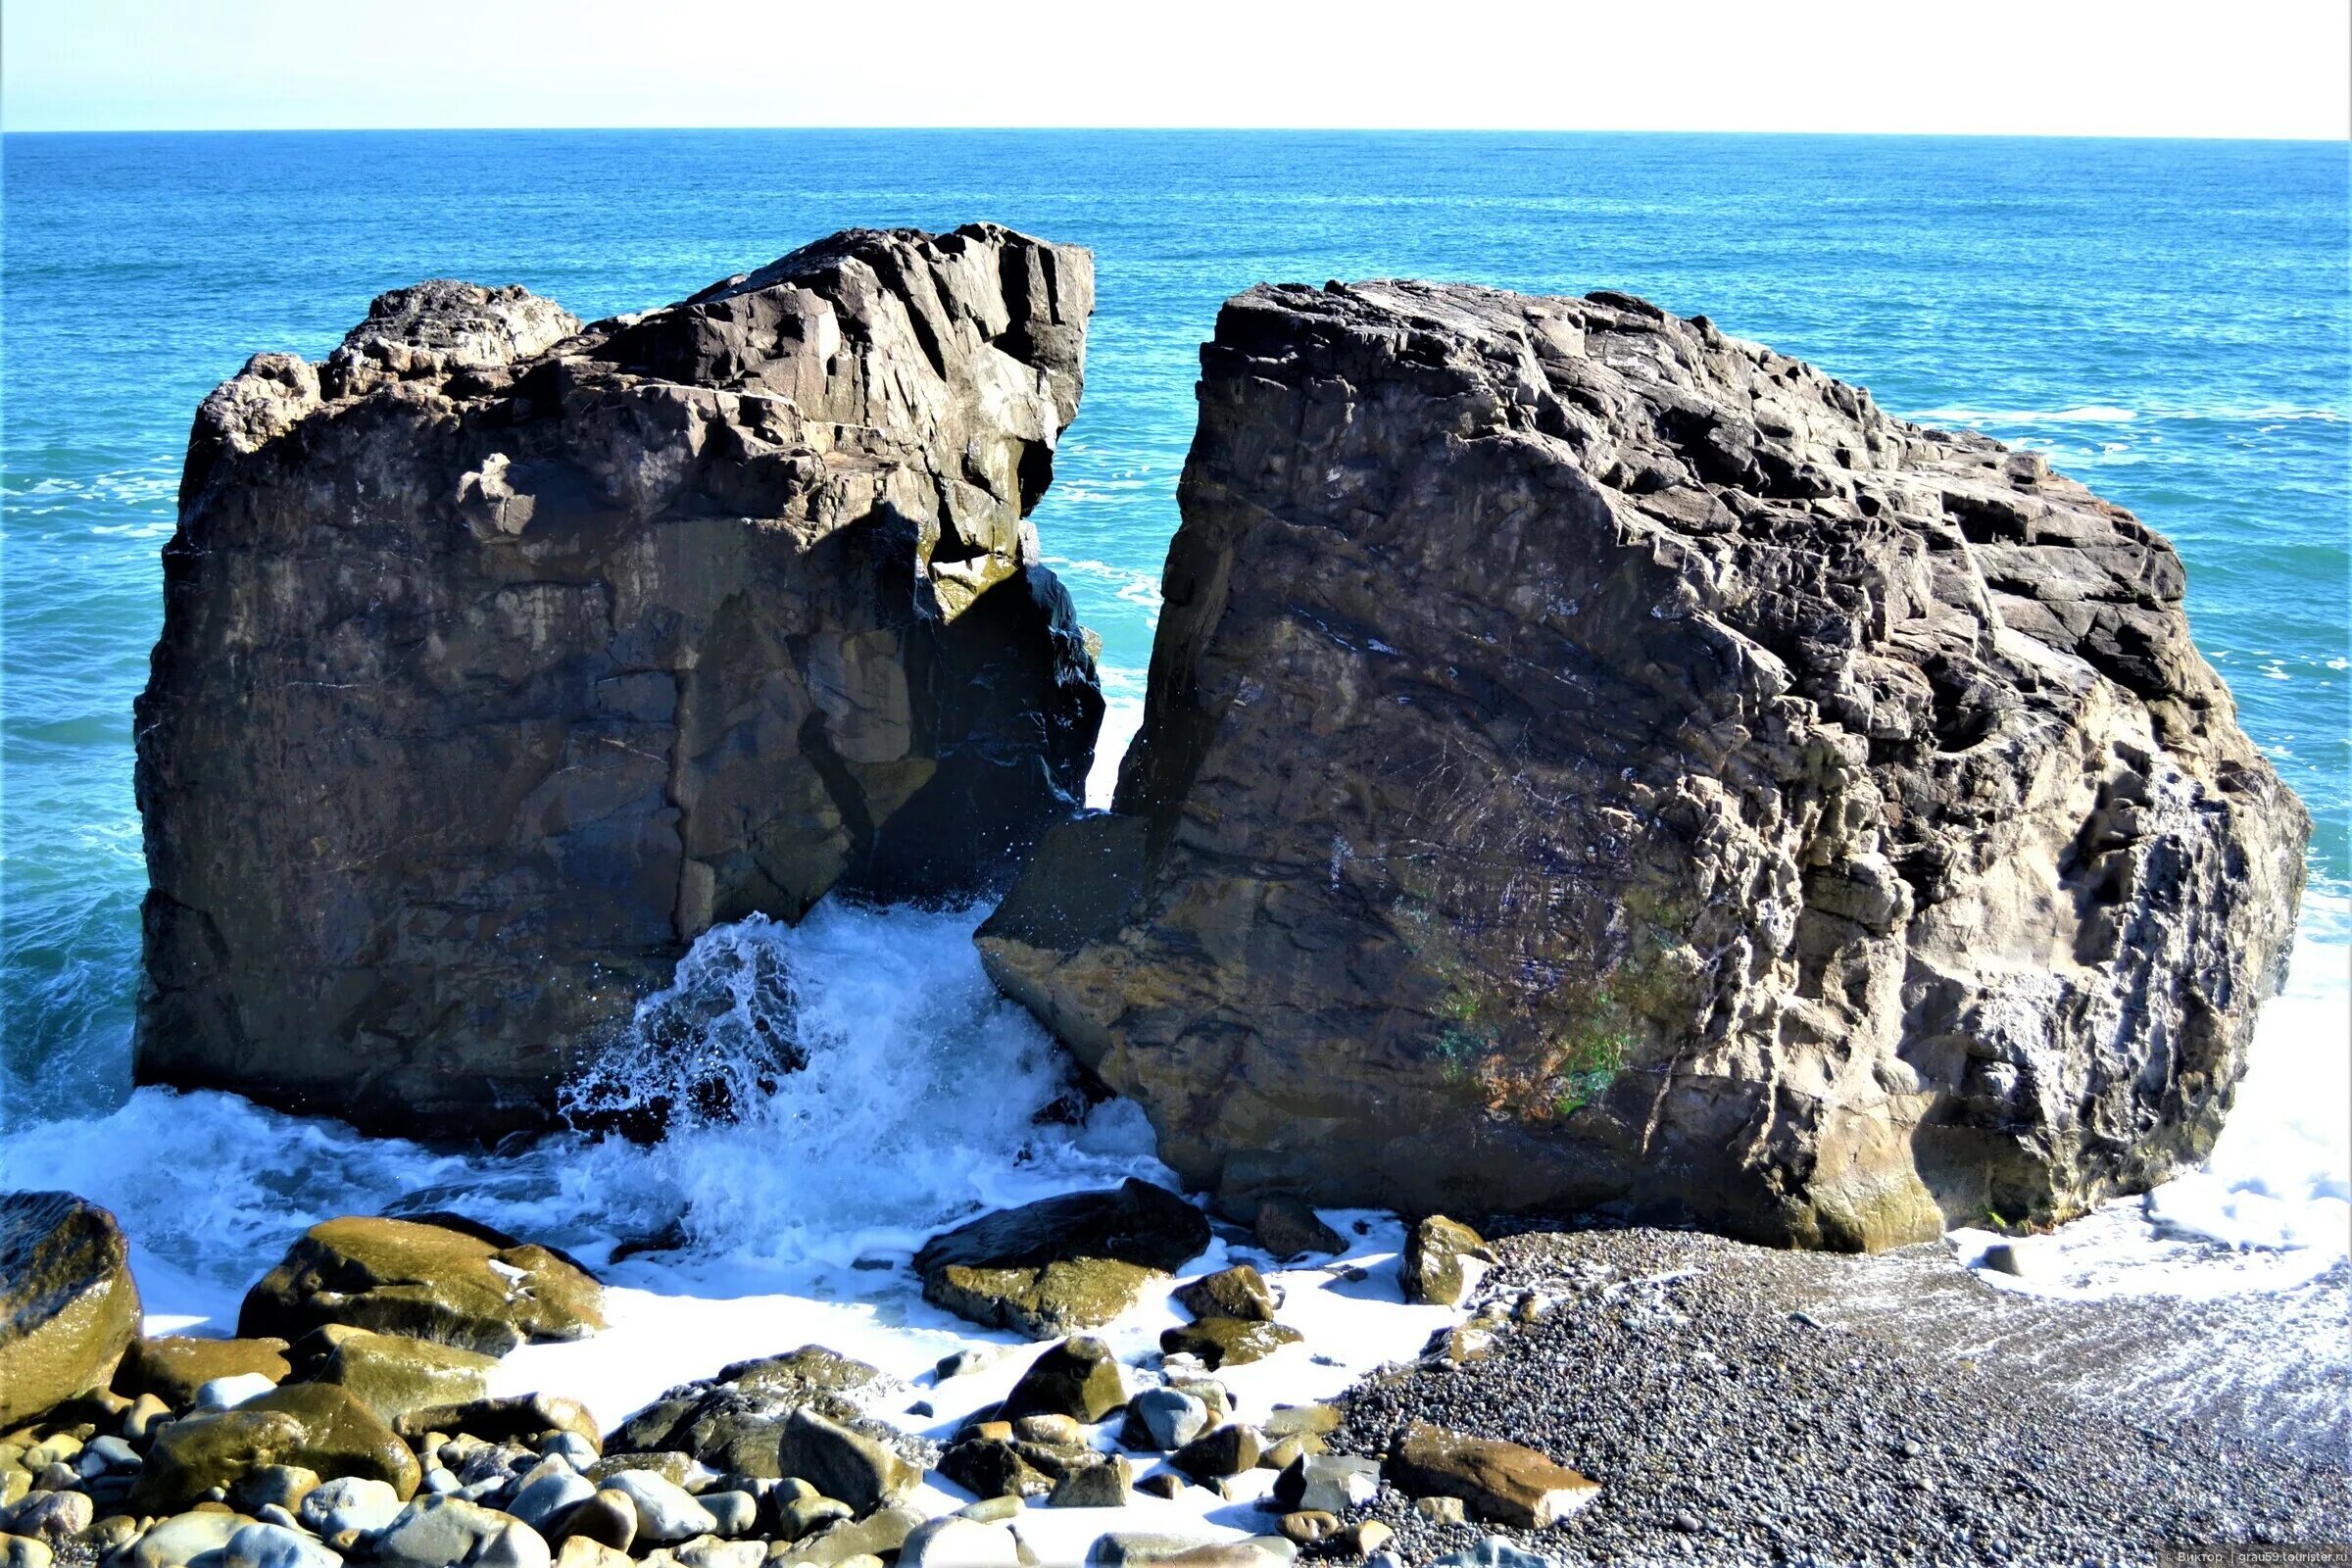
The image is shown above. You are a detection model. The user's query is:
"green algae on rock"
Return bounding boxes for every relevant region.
[130,1383,420,1513]
[0,1193,141,1429]
[239,1215,604,1355]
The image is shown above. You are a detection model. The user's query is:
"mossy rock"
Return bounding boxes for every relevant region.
[998,1336,1126,1424]
[0,1193,142,1429]
[239,1214,604,1355]
[1157,1317,1303,1369]
[607,1346,914,1480]
[114,1337,292,1408]
[129,1382,420,1513]
[1174,1265,1276,1323]
[913,1180,1208,1338]
[391,1393,600,1454]
[1400,1216,1491,1307]
[301,1328,496,1421]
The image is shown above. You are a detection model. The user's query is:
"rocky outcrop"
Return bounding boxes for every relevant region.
[980,280,2309,1248]
[137,224,1102,1137]
[0,1193,142,1428]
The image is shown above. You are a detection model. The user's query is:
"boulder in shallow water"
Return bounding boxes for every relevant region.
[997,1337,1127,1424]
[1400,1217,1491,1307]
[1156,1319,1301,1370]
[913,1180,1210,1337]
[131,1383,420,1514]
[135,224,1102,1139]
[979,278,2309,1248]
[240,1215,603,1355]
[0,1192,142,1429]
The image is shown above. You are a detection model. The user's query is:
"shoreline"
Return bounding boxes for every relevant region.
[1329,1223,2351,1567]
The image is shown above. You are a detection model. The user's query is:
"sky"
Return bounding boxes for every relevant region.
[3,0,2348,138]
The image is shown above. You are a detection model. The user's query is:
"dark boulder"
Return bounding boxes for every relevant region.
[913,1179,1209,1336]
[137,224,1102,1137]
[980,279,2309,1249]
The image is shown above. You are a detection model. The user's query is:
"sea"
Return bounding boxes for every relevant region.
[1,132,2345,1372]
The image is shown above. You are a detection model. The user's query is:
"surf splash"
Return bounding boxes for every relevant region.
[0,900,1164,1327]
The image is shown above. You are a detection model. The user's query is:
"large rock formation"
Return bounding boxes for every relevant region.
[980,280,2309,1249]
[137,224,1102,1136]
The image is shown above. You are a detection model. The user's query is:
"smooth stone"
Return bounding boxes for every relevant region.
[84,1436,142,1474]
[506,1470,595,1533]
[956,1497,1023,1524]
[913,1184,1210,1338]
[1009,1415,1081,1447]
[1412,1496,1464,1524]
[933,1348,1007,1383]
[372,1496,548,1568]
[1156,1321,1300,1372]
[772,1410,915,1516]
[308,1332,498,1424]
[1047,1458,1132,1508]
[896,1517,1017,1568]
[1336,1522,1393,1559]
[218,1521,341,1568]
[767,1505,920,1567]
[1120,1390,1208,1453]
[1257,1406,1339,1442]
[999,1339,1126,1425]
[1250,1200,1344,1262]
[1274,1513,1336,1546]
[672,1538,762,1568]
[126,1511,248,1568]
[195,1376,279,1413]
[1170,1426,1259,1482]
[698,1493,757,1540]
[1383,1423,1597,1528]
[1133,1474,1185,1500]
[1400,1218,1490,1308]
[298,1476,404,1542]
[131,1385,419,1515]
[553,1539,629,1568]
[595,1473,712,1546]
[0,1535,52,1568]
[240,1218,602,1358]
[229,1466,320,1514]
[1273,1455,1377,1515]
[769,1494,850,1543]
[0,1194,142,1430]
[114,1341,292,1412]
[545,1491,633,1554]
[1174,1268,1277,1324]
[394,1396,600,1458]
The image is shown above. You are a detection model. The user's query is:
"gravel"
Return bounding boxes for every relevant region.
[1325,1223,2351,1567]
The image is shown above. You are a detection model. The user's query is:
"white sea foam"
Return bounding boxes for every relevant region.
[1089,693,1147,808]
[1954,896,2352,1300]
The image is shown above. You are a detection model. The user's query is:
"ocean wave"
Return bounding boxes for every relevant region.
[1911,402,2345,428]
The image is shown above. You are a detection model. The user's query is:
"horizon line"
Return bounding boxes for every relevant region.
[4,123,2350,146]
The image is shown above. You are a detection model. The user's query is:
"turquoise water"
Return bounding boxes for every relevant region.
[4,129,2347,1137]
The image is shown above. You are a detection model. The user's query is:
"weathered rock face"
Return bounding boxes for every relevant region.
[138,223,1102,1136]
[980,280,2309,1249]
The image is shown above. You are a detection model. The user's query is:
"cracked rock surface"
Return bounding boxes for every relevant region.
[980,278,2307,1246]
[138,224,1102,1137]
